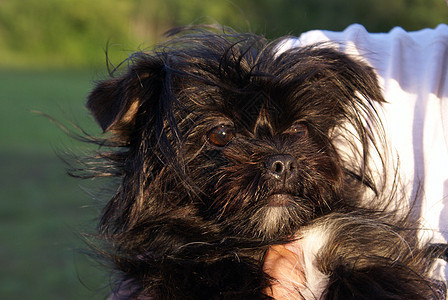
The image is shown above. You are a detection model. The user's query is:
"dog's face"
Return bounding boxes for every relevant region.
[87,29,384,242]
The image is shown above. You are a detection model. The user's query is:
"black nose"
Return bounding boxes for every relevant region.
[265,154,298,181]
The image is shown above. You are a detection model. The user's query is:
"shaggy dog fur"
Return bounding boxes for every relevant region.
[73,26,446,299]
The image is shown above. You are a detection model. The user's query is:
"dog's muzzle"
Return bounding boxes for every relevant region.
[264,154,298,206]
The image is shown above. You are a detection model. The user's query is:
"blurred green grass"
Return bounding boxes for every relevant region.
[0,70,110,299]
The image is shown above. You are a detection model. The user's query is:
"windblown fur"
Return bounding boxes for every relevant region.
[74,26,446,299]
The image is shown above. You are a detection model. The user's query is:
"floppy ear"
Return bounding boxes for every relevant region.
[312,47,386,130]
[331,52,385,105]
[87,56,165,138]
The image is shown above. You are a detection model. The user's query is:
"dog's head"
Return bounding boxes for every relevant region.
[87,27,384,242]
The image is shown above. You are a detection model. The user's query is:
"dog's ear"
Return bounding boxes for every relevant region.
[87,56,165,138]
[297,47,386,132]
[331,52,385,106]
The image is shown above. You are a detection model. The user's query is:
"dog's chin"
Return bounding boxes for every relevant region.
[254,206,295,239]
[240,195,311,241]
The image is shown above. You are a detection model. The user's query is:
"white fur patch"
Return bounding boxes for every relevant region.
[297,226,331,299]
[252,206,291,239]
[283,225,331,300]
[259,207,289,234]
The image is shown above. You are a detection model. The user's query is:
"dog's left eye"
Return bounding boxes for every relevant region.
[207,125,234,147]
[284,123,308,138]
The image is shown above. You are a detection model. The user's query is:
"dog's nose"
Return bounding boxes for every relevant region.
[265,154,298,181]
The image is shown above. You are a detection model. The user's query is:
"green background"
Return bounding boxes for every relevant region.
[1,0,446,299]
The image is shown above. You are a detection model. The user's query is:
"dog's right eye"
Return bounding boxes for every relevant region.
[207,125,234,147]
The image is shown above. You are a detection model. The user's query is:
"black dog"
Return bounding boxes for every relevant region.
[77,27,445,299]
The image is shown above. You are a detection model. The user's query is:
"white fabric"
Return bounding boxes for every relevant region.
[280,24,448,281]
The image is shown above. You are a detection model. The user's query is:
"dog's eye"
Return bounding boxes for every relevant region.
[284,123,308,138]
[207,125,234,147]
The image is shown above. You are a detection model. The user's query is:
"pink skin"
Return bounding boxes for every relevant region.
[264,241,305,299]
